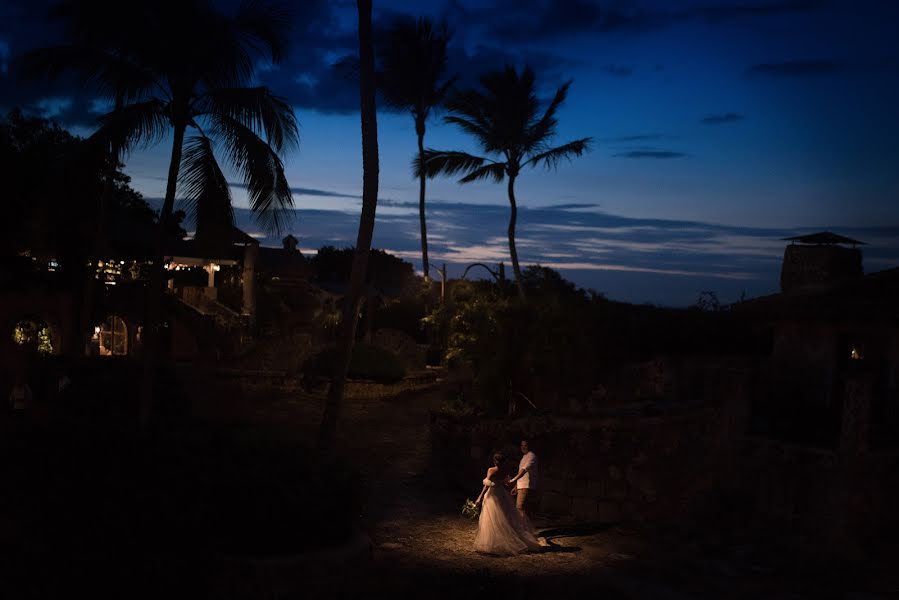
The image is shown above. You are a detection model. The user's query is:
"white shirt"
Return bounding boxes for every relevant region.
[517,451,537,489]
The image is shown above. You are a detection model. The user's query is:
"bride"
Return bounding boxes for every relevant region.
[473,452,542,555]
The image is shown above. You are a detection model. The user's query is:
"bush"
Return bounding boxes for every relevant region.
[307,341,406,383]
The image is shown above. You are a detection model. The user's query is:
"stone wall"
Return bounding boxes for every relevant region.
[431,370,750,526]
[431,367,899,554]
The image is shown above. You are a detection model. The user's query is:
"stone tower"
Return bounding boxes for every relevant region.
[779,232,864,293]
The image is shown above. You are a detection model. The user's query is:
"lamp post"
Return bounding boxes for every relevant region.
[461,262,505,286]
[428,262,446,303]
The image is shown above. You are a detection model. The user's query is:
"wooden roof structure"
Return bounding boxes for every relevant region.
[782,231,866,246]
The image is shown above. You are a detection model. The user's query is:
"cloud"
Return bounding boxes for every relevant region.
[614,150,686,159]
[746,60,840,77]
[700,112,745,125]
[229,181,359,199]
[456,0,828,43]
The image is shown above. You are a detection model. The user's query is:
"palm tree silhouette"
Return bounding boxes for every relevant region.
[28,0,298,425]
[419,66,591,301]
[317,0,379,452]
[377,17,454,282]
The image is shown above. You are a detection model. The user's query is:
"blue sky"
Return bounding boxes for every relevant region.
[2,0,898,305]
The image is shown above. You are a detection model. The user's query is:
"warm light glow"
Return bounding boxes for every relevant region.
[850,347,862,360]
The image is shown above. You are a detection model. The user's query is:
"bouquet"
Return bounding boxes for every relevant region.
[461,498,480,520]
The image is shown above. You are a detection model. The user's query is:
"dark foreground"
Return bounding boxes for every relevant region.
[0,374,896,599]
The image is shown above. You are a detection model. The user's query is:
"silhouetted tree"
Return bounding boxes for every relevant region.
[419,66,591,301]
[311,246,415,291]
[317,0,379,452]
[28,0,298,426]
[377,17,454,281]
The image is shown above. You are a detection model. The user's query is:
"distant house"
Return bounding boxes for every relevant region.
[736,232,899,450]
[3,226,312,361]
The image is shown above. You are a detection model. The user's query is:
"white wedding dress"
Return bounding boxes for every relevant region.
[474,473,541,555]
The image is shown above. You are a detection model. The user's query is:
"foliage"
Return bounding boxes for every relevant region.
[12,319,53,355]
[307,342,406,384]
[692,290,723,312]
[25,0,299,237]
[310,245,417,292]
[432,265,763,415]
[374,296,429,342]
[0,109,182,269]
[461,498,480,520]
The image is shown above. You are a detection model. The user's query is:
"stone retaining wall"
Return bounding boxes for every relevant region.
[431,374,750,526]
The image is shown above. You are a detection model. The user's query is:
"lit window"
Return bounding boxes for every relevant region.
[98,315,128,356]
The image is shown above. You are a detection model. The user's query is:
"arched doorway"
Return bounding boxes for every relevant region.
[97,315,128,356]
[10,317,54,355]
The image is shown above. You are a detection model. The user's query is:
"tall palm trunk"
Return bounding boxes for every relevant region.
[417,121,429,281]
[506,174,526,301]
[139,121,186,428]
[317,0,379,451]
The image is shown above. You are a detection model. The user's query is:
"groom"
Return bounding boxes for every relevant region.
[506,439,537,521]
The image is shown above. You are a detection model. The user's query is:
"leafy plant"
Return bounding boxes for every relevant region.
[462,498,480,520]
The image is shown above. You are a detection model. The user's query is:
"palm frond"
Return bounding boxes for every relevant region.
[377,16,453,119]
[209,113,293,233]
[20,45,155,103]
[178,135,234,240]
[524,138,592,170]
[235,0,293,63]
[92,99,170,157]
[416,150,498,181]
[526,80,571,151]
[198,86,299,152]
[458,162,506,184]
[442,115,490,143]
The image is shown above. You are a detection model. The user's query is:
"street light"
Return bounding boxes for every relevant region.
[428,262,447,303]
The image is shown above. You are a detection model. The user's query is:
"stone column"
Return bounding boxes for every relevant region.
[242,243,258,329]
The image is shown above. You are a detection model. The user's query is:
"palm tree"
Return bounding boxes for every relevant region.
[377,17,454,282]
[419,66,591,301]
[317,0,379,452]
[27,0,298,426]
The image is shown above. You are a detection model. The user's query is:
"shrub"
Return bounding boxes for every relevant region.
[307,341,406,383]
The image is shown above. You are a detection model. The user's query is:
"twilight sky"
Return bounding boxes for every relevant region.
[2,0,898,305]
